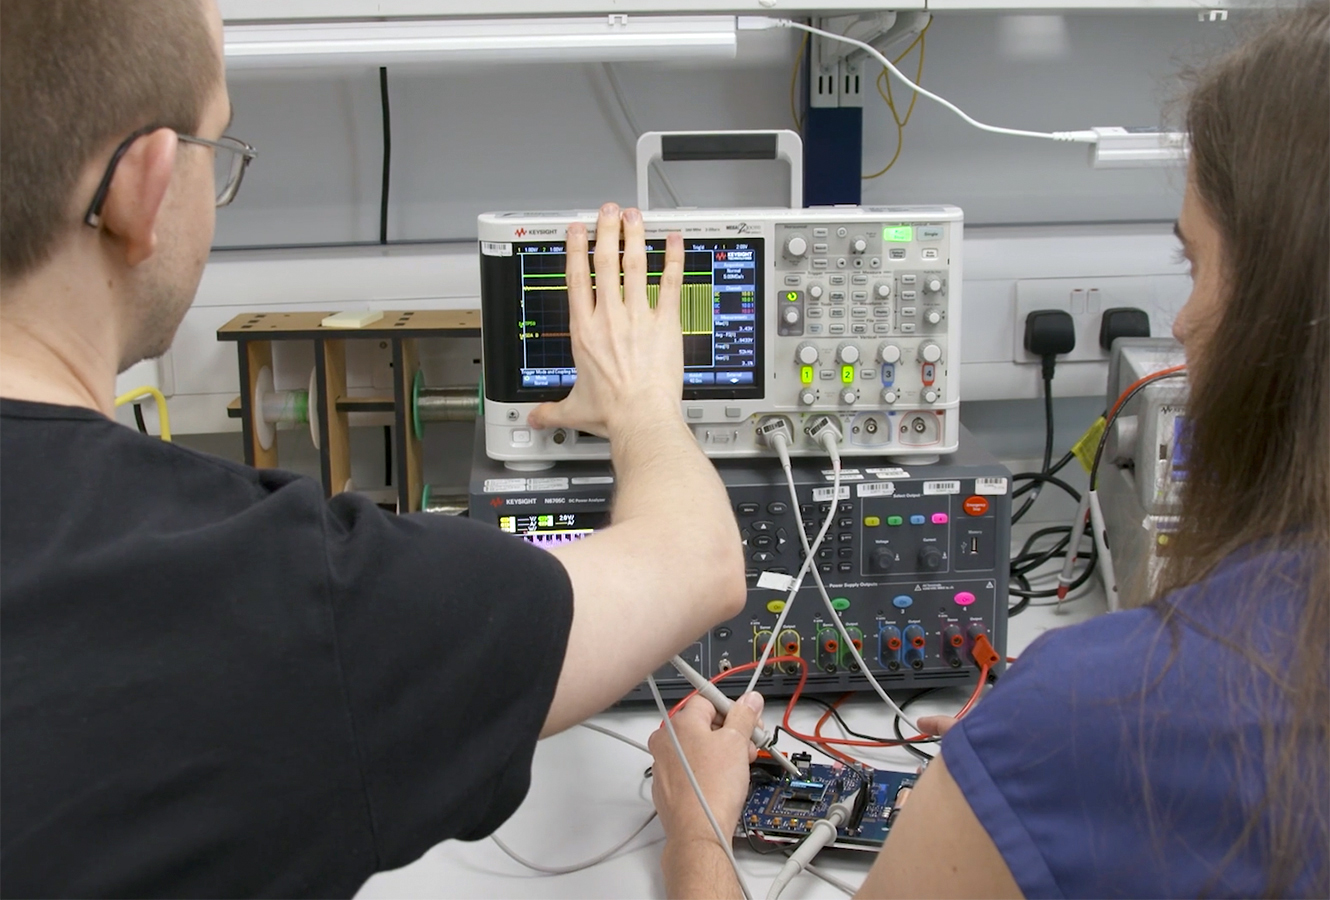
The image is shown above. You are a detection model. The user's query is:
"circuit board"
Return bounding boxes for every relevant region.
[739,756,919,851]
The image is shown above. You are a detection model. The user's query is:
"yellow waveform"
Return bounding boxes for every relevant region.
[645,283,715,335]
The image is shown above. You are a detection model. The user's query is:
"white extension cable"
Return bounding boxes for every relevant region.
[739,17,1099,146]
[766,423,925,735]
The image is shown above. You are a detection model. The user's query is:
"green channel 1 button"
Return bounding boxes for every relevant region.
[831,597,851,612]
[887,515,904,526]
[767,600,786,613]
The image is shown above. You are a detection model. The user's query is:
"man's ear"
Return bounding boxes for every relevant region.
[99,129,177,267]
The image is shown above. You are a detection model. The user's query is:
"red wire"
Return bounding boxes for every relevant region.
[1108,364,1187,422]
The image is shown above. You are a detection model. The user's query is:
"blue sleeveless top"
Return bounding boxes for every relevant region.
[942,548,1325,898]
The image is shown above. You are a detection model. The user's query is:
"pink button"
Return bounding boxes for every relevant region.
[931,512,949,524]
[954,591,976,606]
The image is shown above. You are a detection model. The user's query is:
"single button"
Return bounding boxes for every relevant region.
[901,274,917,285]
[851,291,868,302]
[869,257,881,268]
[806,307,823,318]
[851,308,869,318]
[737,502,759,515]
[751,534,774,549]
[838,532,853,543]
[932,513,949,525]
[512,429,532,445]
[829,307,846,318]
[836,517,852,528]
[851,324,868,335]
[818,548,835,561]
[830,274,847,285]
[830,290,847,303]
[814,226,829,238]
[910,514,926,525]
[892,594,914,609]
[963,495,990,516]
[813,242,829,254]
[800,504,814,515]
[767,600,787,613]
[831,597,851,611]
[887,515,904,526]
[864,516,881,527]
[838,547,854,559]
[751,550,775,563]
[687,407,703,419]
[819,563,833,574]
[829,324,846,335]
[838,562,854,573]
[861,368,876,380]
[808,324,824,335]
[874,323,891,334]
[726,406,742,418]
[852,274,869,285]
[752,520,774,532]
[839,501,854,513]
[954,591,976,607]
[889,248,906,260]
[922,248,940,260]
[812,259,828,269]
[768,501,789,515]
[776,528,788,546]
[801,365,815,385]
[836,258,848,269]
[920,225,944,241]
[784,274,802,286]
[820,369,835,381]
[900,323,917,333]
[901,306,917,317]
[836,226,849,238]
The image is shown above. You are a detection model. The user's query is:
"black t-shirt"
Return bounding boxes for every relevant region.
[0,399,574,898]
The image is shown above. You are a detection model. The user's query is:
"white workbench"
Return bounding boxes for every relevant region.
[357,533,1107,900]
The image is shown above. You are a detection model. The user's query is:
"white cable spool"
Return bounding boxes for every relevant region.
[252,366,321,451]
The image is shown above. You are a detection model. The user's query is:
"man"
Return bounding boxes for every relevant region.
[0,1,745,895]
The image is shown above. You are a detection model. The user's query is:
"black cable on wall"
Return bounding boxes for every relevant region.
[378,66,392,245]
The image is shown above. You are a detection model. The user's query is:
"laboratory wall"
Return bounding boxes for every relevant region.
[126,10,1238,507]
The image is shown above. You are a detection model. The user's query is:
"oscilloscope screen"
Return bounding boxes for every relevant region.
[509,238,762,399]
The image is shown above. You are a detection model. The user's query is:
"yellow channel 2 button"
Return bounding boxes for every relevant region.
[864,515,881,527]
[841,365,854,384]
[766,600,786,613]
[800,365,814,385]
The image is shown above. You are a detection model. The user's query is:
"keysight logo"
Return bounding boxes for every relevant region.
[514,227,560,237]
[515,228,527,237]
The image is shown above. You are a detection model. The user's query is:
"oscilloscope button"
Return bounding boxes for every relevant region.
[808,284,825,300]
[783,307,801,325]
[840,388,857,405]
[785,235,809,258]
[925,277,944,293]
[920,342,943,363]
[878,343,902,364]
[876,283,892,299]
[795,342,819,366]
[850,236,868,254]
[836,344,861,365]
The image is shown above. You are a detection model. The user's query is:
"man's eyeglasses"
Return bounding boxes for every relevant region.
[83,125,257,228]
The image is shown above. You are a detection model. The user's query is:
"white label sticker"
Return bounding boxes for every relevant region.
[526,478,570,491]
[974,477,1009,495]
[757,571,797,593]
[812,485,852,501]
[857,482,896,497]
[481,241,513,257]
[866,467,911,479]
[823,469,864,481]
[483,478,527,493]
[924,480,961,495]
[571,476,615,485]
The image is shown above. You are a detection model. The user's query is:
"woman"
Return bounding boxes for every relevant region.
[649,5,1329,897]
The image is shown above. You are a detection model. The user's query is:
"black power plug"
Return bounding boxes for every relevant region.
[1024,309,1076,380]
[1099,307,1151,351]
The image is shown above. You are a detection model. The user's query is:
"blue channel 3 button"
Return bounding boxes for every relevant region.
[892,594,914,609]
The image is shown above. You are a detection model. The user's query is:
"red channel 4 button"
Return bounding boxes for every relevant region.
[954,591,977,606]
[962,495,990,516]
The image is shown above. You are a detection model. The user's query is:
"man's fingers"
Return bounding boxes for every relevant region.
[621,208,648,313]
[657,231,684,325]
[593,203,622,313]
[719,691,764,744]
[675,693,721,734]
[526,400,565,432]
[564,223,593,326]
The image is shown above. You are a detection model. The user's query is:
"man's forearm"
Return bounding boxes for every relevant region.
[661,837,744,900]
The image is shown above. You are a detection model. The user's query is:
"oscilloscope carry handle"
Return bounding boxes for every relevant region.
[636,130,803,211]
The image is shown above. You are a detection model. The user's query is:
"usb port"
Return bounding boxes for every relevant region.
[968,536,979,554]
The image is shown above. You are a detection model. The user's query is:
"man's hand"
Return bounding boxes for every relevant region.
[527,203,685,440]
[917,715,958,738]
[649,692,764,845]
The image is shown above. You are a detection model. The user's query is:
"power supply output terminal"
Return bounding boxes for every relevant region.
[878,624,903,672]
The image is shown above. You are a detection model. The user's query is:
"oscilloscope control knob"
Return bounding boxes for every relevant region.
[924,309,943,326]
[875,283,891,300]
[878,343,902,365]
[785,235,809,258]
[925,277,943,293]
[840,388,857,405]
[837,344,861,365]
[799,388,817,406]
[808,284,824,300]
[783,306,801,325]
[882,389,899,405]
[795,342,819,366]
[920,342,943,363]
[850,236,868,254]
[923,388,939,404]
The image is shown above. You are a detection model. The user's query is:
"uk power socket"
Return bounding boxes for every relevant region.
[1011,275,1189,365]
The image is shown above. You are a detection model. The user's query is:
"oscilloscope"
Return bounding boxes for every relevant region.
[479,206,963,462]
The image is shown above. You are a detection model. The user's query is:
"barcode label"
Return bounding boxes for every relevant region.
[974,477,1009,495]
[924,480,961,495]
[812,485,852,501]
[857,482,896,497]
[481,241,513,256]
[823,469,864,481]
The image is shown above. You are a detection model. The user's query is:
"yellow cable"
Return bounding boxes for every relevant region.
[863,23,931,180]
[114,385,172,441]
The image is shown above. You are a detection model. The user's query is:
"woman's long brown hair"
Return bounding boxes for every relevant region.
[1153,4,1329,895]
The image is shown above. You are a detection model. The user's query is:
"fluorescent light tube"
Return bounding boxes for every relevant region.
[224,15,738,69]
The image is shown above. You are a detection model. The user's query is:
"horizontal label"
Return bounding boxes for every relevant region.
[923,480,961,495]
[823,469,864,481]
[857,482,896,497]
[483,477,569,493]
[866,467,910,479]
[571,476,615,485]
[526,478,570,491]
[812,485,852,502]
[481,241,513,257]
[974,477,1009,495]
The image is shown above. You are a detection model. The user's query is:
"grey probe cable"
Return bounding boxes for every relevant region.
[668,654,803,778]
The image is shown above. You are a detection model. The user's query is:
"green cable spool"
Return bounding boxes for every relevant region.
[411,369,426,441]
